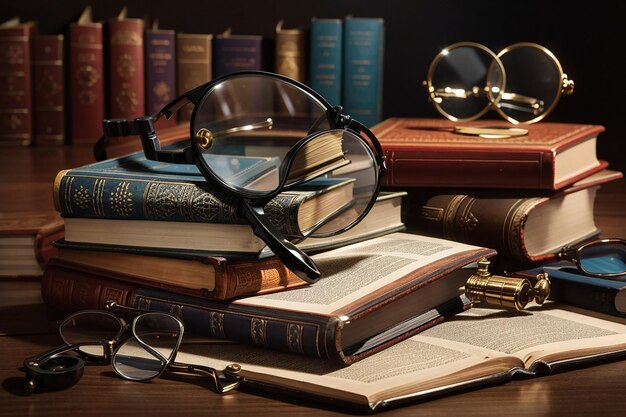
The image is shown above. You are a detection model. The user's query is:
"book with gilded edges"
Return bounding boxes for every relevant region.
[407,169,623,263]
[68,6,105,144]
[176,32,212,121]
[309,18,342,105]
[107,9,145,119]
[0,211,64,277]
[145,22,177,128]
[342,17,385,127]
[373,118,607,190]
[43,232,495,365]
[32,34,65,145]
[0,18,36,145]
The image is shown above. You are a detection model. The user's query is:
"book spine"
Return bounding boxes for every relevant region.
[145,29,177,128]
[68,22,105,144]
[342,18,384,127]
[108,18,145,119]
[309,18,342,105]
[176,33,212,121]
[32,34,65,145]
[275,26,306,83]
[213,36,265,77]
[133,288,339,361]
[0,25,35,145]
[547,270,624,316]
[409,193,544,262]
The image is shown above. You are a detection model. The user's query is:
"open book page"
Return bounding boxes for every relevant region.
[175,302,626,407]
[234,233,487,314]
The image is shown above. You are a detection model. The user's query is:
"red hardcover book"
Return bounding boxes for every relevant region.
[0,18,36,146]
[68,6,105,144]
[107,9,145,119]
[373,118,607,190]
[32,34,65,145]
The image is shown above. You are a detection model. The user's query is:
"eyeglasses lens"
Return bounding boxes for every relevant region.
[59,312,123,357]
[112,313,181,381]
[578,242,626,276]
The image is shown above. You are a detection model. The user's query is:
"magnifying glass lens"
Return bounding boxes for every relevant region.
[59,312,123,358]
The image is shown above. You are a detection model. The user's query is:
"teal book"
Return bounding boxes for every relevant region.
[342,17,385,127]
[309,18,343,105]
[524,265,626,317]
[53,147,355,238]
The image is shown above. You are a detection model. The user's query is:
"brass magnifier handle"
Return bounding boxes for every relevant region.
[465,258,550,310]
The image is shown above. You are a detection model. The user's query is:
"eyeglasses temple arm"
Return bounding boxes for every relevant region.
[167,362,242,393]
[24,343,82,366]
[242,199,321,283]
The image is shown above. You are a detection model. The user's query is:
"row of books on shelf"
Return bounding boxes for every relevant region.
[0,7,384,146]
[2,115,625,409]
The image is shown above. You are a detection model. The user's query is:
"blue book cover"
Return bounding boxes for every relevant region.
[342,17,385,127]
[213,34,267,77]
[309,18,343,105]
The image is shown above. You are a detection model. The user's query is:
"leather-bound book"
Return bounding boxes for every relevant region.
[107,8,145,119]
[68,6,105,144]
[32,34,65,145]
[176,32,212,121]
[0,18,36,145]
[274,20,306,83]
[145,21,177,127]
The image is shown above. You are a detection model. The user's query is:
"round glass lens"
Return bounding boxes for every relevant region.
[59,312,123,358]
[112,337,165,381]
[579,242,626,276]
[430,44,504,121]
[192,73,331,194]
[496,44,562,123]
[133,313,181,362]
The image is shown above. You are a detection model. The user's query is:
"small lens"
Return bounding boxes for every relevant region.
[59,312,123,358]
[579,242,626,276]
[112,338,165,381]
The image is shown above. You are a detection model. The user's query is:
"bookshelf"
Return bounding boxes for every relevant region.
[0,0,624,170]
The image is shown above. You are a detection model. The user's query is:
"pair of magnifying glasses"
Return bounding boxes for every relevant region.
[424,42,574,137]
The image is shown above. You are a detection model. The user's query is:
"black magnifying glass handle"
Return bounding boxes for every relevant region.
[242,199,321,283]
[22,344,85,392]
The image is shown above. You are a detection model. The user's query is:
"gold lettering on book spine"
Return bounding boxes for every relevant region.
[250,318,268,346]
[287,323,304,353]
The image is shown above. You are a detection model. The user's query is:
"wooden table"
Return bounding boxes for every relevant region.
[1,145,626,416]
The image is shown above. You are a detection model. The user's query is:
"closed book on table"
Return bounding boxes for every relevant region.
[145,23,177,128]
[32,34,65,145]
[407,169,623,263]
[43,232,496,365]
[0,18,36,145]
[176,33,212,121]
[107,10,145,119]
[373,118,608,190]
[309,18,342,105]
[0,211,64,277]
[68,6,105,144]
[342,17,385,127]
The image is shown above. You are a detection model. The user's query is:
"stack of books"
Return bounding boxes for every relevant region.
[372,117,624,312]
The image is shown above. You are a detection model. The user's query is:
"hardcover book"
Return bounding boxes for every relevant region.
[145,22,177,128]
[107,8,145,119]
[407,169,623,263]
[309,18,342,105]
[342,17,385,127]
[0,18,36,145]
[32,34,65,145]
[0,211,64,277]
[68,6,105,144]
[42,232,496,365]
[176,32,212,121]
[213,31,267,77]
[274,20,306,83]
[173,302,626,412]
[373,117,607,190]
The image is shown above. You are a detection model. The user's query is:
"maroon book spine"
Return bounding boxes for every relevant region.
[68,22,104,144]
[32,34,65,145]
[0,23,36,145]
[108,18,145,119]
[145,28,177,128]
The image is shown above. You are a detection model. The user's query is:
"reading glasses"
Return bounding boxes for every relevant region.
[554,238,626,279]
[95,71,387,283]
[424,42,574,136]
[22,302,242,393]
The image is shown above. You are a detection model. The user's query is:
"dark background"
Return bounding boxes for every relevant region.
[3,1,624,171]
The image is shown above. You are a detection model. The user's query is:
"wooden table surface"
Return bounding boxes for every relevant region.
[1,145,626,417]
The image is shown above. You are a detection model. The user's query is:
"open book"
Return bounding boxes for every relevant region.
[174,302,626,412]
